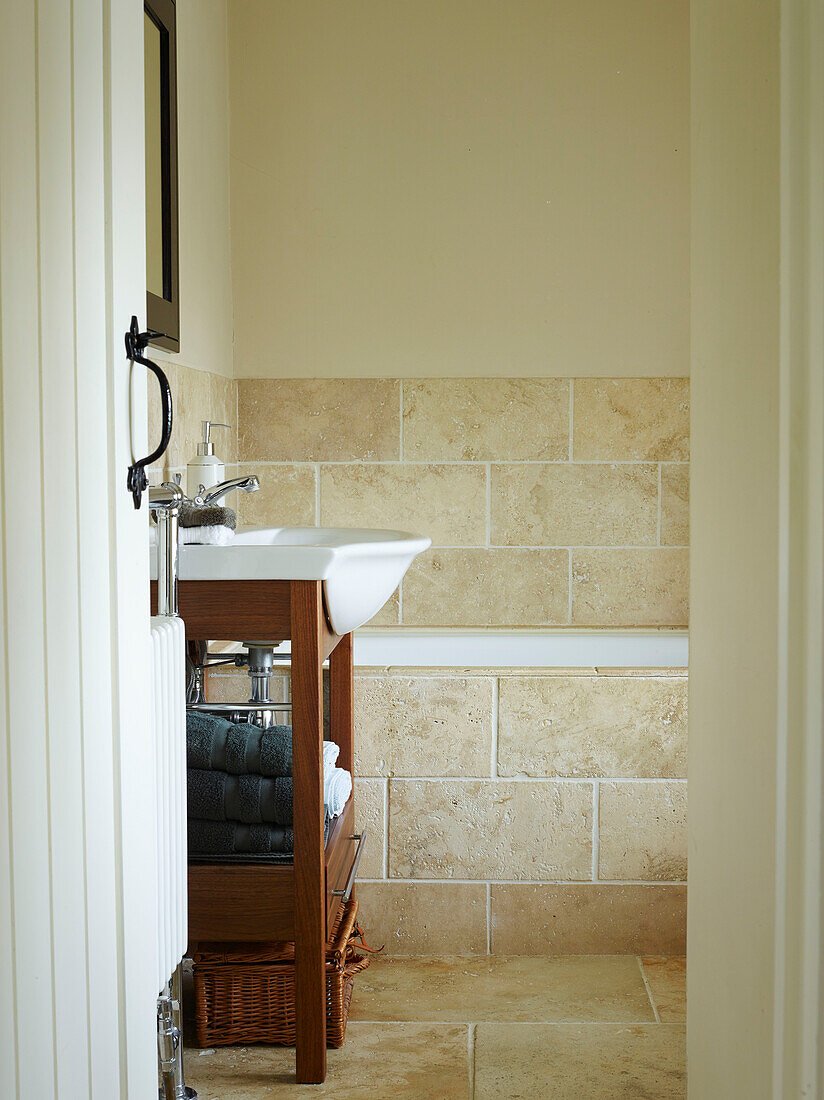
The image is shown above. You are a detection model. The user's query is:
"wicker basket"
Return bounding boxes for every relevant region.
[190,899,370,1048]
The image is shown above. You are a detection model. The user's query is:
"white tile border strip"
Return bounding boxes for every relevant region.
[220,630,689,667]
[351,629,688,668]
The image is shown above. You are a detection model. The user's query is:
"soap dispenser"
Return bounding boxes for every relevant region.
[187,420,229,498]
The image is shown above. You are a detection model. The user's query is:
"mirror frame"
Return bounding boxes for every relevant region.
[144,0,179,351]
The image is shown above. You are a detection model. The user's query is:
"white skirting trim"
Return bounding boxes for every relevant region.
[352,630,688,668]
[237,630,689,668]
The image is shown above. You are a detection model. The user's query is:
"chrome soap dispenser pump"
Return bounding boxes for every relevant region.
[186,420,230,498]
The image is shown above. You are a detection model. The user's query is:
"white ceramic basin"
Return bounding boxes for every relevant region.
[153,526,431,635]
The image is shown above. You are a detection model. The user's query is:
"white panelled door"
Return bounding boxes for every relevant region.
[0,1,158,1097]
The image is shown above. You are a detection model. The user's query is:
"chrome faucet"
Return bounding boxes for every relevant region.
[148,481,186,617]
[194,475,260,507]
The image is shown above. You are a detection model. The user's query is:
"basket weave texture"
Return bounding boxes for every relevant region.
[190,899,369,1048]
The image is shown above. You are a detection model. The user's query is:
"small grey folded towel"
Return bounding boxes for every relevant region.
[188,818,293,856]
[188,768,293,826]
[187,816,334,859]
[187,712,293,777]
[179,502,237,530]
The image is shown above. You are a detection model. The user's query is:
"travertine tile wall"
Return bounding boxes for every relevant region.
[206,663,688,954]
[157,367,689,953]
[233,376,690,628]
[147,362,237,485]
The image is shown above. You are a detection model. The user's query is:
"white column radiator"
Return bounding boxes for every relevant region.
[150,614,188,994]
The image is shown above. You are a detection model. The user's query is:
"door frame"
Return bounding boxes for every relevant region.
[0,1,158,1095]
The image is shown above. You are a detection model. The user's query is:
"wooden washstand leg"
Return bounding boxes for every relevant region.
[329,632,354,774]
[291,581,327,1083]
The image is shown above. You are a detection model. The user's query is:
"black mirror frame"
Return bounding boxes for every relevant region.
[144,0,179,352]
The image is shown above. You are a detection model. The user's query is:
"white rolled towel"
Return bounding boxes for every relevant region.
[324,765,352,819]
[149,523,235,546]
[179,525,234,546]
[323,741,340,767]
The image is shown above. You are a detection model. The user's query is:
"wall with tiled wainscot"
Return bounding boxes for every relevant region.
[232,376,689,629]
[190,375,690,953]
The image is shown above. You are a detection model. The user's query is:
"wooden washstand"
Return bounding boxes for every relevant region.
[151,578,358,1084]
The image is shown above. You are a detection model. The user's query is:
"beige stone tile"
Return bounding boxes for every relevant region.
[354,779,385,879]
[474,1022,686,1098]
[497,675,687,778]
[209,373,238,463]
[573,378,690,461]
[571,548,689,627]
[354,676,494,777]
[184,1021,470,1098]
[354,882,487,955]
[661,463,690,545]
[237,378,400,462]
[320,463,486,546]
[234,463,317,527]
[402,548,570,627]
[403,378,569,461]
[599,781,688,882]
[389,780,592,880]
[172,364,213,470]
[490,884,687,955]
[351,956,654,1023]
[491,463,658,546]
[641,956,687,1022]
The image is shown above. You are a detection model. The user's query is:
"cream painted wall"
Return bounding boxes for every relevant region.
[688,1,781,1095]
[155,0,233,378]
[227,0,689,378]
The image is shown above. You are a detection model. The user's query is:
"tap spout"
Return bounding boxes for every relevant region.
[197,475,260,506]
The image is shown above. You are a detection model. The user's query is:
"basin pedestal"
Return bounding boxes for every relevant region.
[151,577,354,1085]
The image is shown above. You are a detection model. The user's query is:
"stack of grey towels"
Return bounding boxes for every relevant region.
[187,711,352,861]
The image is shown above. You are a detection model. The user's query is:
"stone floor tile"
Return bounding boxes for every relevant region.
[184,1021,470,1099]
[474,1022,686,1098]
[641,955,687,1022]
[350,955,655,1024]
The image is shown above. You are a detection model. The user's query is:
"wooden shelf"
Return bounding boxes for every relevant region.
[188,797,355,944]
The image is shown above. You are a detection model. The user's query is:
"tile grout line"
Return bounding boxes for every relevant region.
[468,1022,477,1099]
[568,548,573,624]
[486,883,492,955]
[243,458,686,468]
[357,877,688,886]
[592,780,600,881]
[346,776,688,785]
[657,463,662,546]
[485,463,492,547]
[637,957,662,1023]
[382,778,390,879]
[399,379,404,461]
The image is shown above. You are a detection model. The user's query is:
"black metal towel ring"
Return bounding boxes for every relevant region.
[125,315,174,509]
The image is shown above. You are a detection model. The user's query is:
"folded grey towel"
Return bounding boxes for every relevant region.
[179,502,237,530]
[188,768,293,826]
[187,712,292,777]
[188,818,293,856]
[187,816,334,859]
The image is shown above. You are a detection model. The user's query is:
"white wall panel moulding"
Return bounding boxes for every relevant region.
[352,630,688,668]
[229,630,689,668]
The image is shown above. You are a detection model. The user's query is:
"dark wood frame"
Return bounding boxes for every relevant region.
[154,579,356,1084]
[144,0,180,351]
